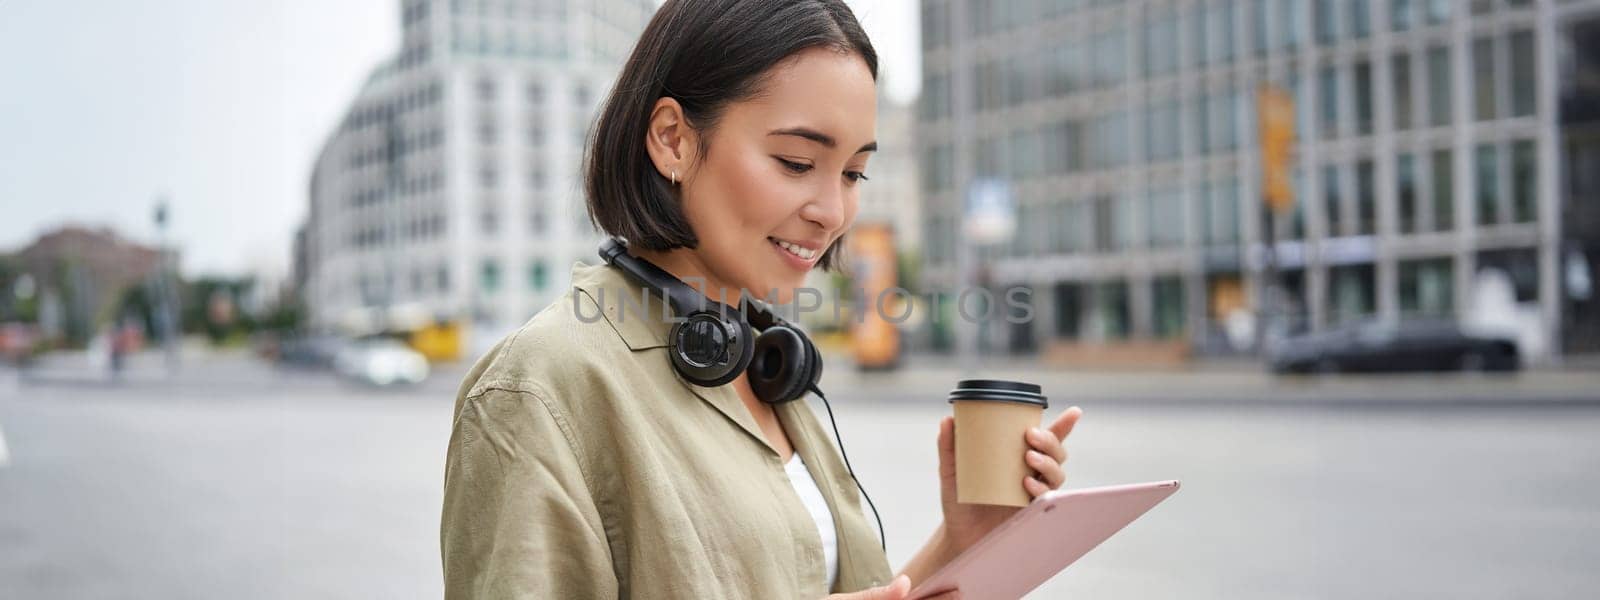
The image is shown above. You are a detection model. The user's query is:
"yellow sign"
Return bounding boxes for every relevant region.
[409,319,462,362]
[1257,84,1296,214]
[848,223,900,370]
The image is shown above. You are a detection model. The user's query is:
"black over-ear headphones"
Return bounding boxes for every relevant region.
[598,237,822,404]
[597,237,886,551]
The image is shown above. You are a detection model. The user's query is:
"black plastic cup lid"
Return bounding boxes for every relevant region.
[947,379,1047,408]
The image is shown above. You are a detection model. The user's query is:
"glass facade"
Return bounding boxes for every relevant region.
[914,0,1555,349]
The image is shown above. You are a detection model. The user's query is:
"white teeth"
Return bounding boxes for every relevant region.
[772,238,816,260]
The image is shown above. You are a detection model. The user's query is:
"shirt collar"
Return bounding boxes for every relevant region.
[569,260,674,351]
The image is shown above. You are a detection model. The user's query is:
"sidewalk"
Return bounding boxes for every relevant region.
[819,352,1600,407]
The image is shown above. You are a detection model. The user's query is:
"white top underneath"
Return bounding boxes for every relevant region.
[784,452,839,589]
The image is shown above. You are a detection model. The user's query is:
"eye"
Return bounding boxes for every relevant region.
[775,157,812,174]
[846,171,870,184]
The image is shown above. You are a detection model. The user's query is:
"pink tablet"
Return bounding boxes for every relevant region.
[908,480,1181,600]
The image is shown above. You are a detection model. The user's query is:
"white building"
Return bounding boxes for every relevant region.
[304,0,654,345]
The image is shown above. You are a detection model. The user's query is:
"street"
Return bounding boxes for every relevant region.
[2,356,1598,599]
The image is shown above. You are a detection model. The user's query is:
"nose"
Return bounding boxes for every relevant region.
[800,179,848,233]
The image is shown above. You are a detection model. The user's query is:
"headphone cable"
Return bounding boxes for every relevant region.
[808,384,886,553]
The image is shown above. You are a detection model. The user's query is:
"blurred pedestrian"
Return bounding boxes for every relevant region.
[439,2,1080,599]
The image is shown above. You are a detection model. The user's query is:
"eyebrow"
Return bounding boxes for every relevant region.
[768,127,878,154]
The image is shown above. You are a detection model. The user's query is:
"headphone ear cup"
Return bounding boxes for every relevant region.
[748,325,810,404]
[669,312,753,388]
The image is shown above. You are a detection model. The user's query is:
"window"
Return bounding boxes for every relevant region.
[1425,0,1451,24]
[1146,186,1184,248]
[476,76,496,101]
[1115,192,1138,250]
[1091,28,1127,87]
[1144,12,1179,77]
[1355,160,1376,235]
[528,260,547,291]
[1510,31,1536,117]
[1353,60,1374,135]
[1399,258,1455,316]
[1152,277,1186,338]
[1398,153,1418,233]
[1323,165,1343,236]
[1210,91,1237,151]
[480,259,501,293]
[1252,0,1270,56]
[1093,281,1131,340]
[1431,149,1455,232]
[1189,6,1208,67]
[1391,0,1414,32]
[1212,1,1236,63]
[922,72,951,119]
[1477,248,1539,302]
[1473,37,1498,121]
[1288,168,1307,239]
[1349,0,1371,38]
[1476,144,1500,225]
[1145,101,1181,162]
[1392,54,1414,130]
[1318,65,1339,139]
[1511,140,1536,223]
[1092,194,1136,252]
[1329,264,1375,324]
[1214,178,1242,243]
[1053,282,1082,339]
[1427,46,1452,127]
[1280,0,1305,50]
[1314,0,1338,44]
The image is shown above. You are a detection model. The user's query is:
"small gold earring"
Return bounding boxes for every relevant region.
[671,169,678,185]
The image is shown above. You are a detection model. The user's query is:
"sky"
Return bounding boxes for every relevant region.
[0,0,920,279]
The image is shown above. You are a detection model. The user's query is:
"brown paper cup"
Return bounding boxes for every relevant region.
[950,379,1047,507]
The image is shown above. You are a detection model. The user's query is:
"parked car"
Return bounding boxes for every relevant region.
[1268,319,1519,374]
[274,334,345,369]
[334,338,430,385]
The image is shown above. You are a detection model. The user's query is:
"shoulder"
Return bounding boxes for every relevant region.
[462,285,634,403]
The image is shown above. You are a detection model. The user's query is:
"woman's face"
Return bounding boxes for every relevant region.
[649,47,877,305]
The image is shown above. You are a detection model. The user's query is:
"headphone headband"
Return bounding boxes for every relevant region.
[599,237,785,328]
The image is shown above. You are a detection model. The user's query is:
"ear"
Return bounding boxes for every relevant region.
[644,97,699,184]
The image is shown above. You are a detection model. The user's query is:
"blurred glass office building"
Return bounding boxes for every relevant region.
[917,0,1600,363]
[302,0,652,342]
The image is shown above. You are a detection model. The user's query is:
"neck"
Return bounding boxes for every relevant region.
[630,247,743,308]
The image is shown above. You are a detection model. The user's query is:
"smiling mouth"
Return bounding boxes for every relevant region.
[768,237,819,261]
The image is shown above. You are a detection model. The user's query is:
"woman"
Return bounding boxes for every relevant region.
[439,1,1082,598]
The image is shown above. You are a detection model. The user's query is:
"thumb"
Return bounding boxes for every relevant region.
[937,416,956,482]
[848,575,911,600]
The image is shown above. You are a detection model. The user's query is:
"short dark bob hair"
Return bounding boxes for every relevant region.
[583,0,878,272]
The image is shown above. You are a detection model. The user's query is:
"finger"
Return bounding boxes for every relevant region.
[1048,406,1082,441]
[937,416,956,480]
[1026,427,1066,463]
[1026,450,1068,488]
[860,575,910,600]
[1023,475,1051,499]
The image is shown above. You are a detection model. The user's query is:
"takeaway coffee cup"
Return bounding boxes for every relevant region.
[949,379,1048,507]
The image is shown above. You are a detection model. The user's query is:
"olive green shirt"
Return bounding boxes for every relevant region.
[440,261,894,598]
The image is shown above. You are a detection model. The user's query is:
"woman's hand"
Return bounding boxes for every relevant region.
[826,575,960,599]
[937,407,1082,552]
